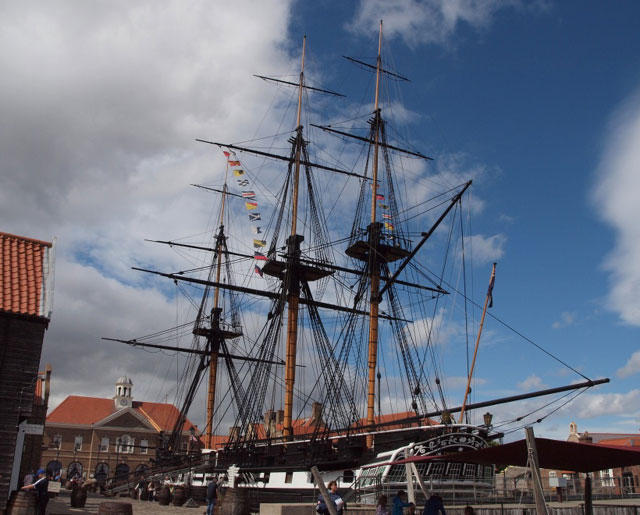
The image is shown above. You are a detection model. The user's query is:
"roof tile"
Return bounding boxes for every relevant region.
[0,231,52,317]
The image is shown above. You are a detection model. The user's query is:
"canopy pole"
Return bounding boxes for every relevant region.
[405,463,416,504]
[311,466,338,515]
[525,427,549,515]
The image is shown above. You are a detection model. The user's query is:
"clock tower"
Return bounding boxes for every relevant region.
[113,376,133,410]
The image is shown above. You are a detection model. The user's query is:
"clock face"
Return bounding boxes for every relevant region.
[119,398,128,406]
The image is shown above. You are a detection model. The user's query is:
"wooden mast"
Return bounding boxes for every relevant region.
[205,161,230,448]
[283,36,306,439]
[458,262,496,423]
[366,20,384,449]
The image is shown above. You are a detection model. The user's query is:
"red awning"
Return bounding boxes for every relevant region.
[396,438,640,473]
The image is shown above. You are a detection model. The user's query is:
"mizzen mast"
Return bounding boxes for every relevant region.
[197,160,242,449]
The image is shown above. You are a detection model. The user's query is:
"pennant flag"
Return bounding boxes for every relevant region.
[223,151,231,157]
[376,194,385,200]
[254,265,264,277]
[242,191,256,198]
[237,179,249,187]
[251,226,262,234]
[378,203,389,209]
[384,222,395,231]
[245,201,258,210]
[253,239,266,248]
[487,268,496,308]
[249,213,261,222]
[382,213,392,219]
[254,252,267,261]
[228,160,241,166]
[233,169,245,176]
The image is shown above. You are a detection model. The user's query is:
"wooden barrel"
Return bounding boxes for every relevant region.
[70,486,87,507]
[7,491,37,515]
[97,501,133,515]
[219,488,248,515]
[172,485,186,506]
[157,484,171,505]
[64,480,73,490]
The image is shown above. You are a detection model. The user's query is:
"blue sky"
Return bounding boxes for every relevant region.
[2,0,639,441]
[269,1,640,438]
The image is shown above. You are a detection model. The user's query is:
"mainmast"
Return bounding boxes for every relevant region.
[366,21,384,449]
[283,36,306,439]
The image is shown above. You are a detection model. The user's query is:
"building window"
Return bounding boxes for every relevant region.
[285,472,293,484]
[600,469,615,487]
[140,440,148,454]
[74,436,83,451]
[99,437,109,452]
[117,435,133,453]
[52,434,62,449]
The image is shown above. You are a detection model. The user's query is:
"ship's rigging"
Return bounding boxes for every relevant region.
[104,23,610,470]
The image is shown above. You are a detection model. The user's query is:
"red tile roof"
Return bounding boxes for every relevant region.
[596,437,640,448]
[0,231,53,318]
[47,395,197,433]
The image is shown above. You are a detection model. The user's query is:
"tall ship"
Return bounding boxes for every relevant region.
[107,23,607,505]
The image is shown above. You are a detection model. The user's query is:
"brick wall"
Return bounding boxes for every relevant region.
[0,312,48,510]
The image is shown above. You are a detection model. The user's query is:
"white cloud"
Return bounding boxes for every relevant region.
[570,390,640,418]
[517,374,547,391]
[467,233,506,264]
[592,90,640,326]
[0,0,296,426]
[347,0,527,48]
[617,351,640,379]
[552,311,577,329]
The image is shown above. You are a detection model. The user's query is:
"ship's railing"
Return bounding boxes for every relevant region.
[350,474,640,506]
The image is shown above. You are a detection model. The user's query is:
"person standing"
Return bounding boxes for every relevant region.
[376,494,391,514]
[206,477,218,515]
[21,468,49,515]
[391,490,413,515]
[423,494,446,515]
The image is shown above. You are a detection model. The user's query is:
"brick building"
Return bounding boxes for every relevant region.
[564,422,640,495]
[0,231,54,510]
[42,376,200,481]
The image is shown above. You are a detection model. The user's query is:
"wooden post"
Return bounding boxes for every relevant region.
[525,427,548,515]
[310,466,338,515]
[584,474,593,515]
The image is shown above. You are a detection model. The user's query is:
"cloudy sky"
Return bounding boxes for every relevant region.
[3,0,640,442]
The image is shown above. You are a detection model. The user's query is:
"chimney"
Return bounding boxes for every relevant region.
[578,431,593,444]
[276,410,284,424]
[310,402,323,426]
[264,410,276,436]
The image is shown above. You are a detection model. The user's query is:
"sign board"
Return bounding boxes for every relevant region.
[23,424,44,435]
[48,481,61,493]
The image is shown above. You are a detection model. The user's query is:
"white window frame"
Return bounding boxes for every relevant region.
[140,440,148,454]
[74,436,83,451]
[99,437,109,452]
[52,434,62,449]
